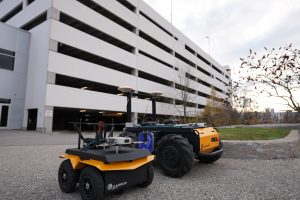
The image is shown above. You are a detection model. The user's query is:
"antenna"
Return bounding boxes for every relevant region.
[171,0,173,24]
[206,36,211,56]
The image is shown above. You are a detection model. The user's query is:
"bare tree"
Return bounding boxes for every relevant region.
[174,64,197,123]
[232,82,259,112]
[238,44,300,112]
[198,73,261,126]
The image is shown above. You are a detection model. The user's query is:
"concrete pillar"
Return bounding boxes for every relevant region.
[132,112,138,124]
[23,0,28,8]
[49,40,58,52]
[169,82,176,105]
[44,106,54,133]
[22,109,28,130]
[44,72,56,133]
[47,7,60,20]
[131,68,138,76]
[47,72,56,84]
[132,46,138,54]
[133,28,139,55]
[131,69,138,123]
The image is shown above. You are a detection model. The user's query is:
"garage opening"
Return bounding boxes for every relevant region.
[52,107,127,131]
[27,109,37,130]
[0,105,9,127]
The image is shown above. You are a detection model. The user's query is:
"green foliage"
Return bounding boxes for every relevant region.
[219,128,290,140]
[200,104,231,126]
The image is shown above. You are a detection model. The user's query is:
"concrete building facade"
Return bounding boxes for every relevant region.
[0,0,231,132]
[0,22,30,129]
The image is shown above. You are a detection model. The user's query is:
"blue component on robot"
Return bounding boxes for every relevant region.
[138,132,154,153]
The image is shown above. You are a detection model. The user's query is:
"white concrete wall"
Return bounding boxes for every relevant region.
[0,23,30,129]
[6,0,52,28]
[0,0,23,19]
[46,0,230,117]
[23,20,51,130]
[47,51,137,89]
[137,0,230,82]
[45,84,194,116]
[52,0,138,48]
[0,0,55,131]
[93,0,137,27]
[50,20,137,69]
[47,51,204,108]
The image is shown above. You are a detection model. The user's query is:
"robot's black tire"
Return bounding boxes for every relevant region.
[156,134,193,177]
[58,159,79,193]
[79,166,104,200]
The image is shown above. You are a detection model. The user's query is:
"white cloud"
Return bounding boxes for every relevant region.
[143,0,300,66]
[143,0,300,111]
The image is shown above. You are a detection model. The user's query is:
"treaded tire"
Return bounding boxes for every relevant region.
[79,167,104,200]
[156,134,194,177]
[138,163,154,187]
[58,159,79,193]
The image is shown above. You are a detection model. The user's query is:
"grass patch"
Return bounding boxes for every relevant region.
[218,128,291,140]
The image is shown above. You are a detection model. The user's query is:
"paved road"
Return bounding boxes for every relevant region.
[0,130,121,146]
[0,130,300,200]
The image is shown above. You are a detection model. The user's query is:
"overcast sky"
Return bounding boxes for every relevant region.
[143,0,300,111]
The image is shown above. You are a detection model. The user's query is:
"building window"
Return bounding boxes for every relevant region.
[55,74,120,95]
[27,0,35,5]
[212,64,223,75]
[138,50,173,69]
[0,48,15,71]
[197,65,212,77]
[185,45,195,55]
[116,0,136,12]
[59,13,135,53]
[20,12,47,31]
[175,52,196,68]
[76,0,136,32]
[0,3,22,22]
[0,98,11,104]
[139,11,173,37]
[57,43,133,75]
[198,104,205,109]
[139,31,173,54]
[197,53,210,66]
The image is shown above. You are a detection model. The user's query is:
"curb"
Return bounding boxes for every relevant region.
[222,130,300,159]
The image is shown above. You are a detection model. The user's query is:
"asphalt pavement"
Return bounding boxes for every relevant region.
[0,130,300,200]
[222,130,300,160]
